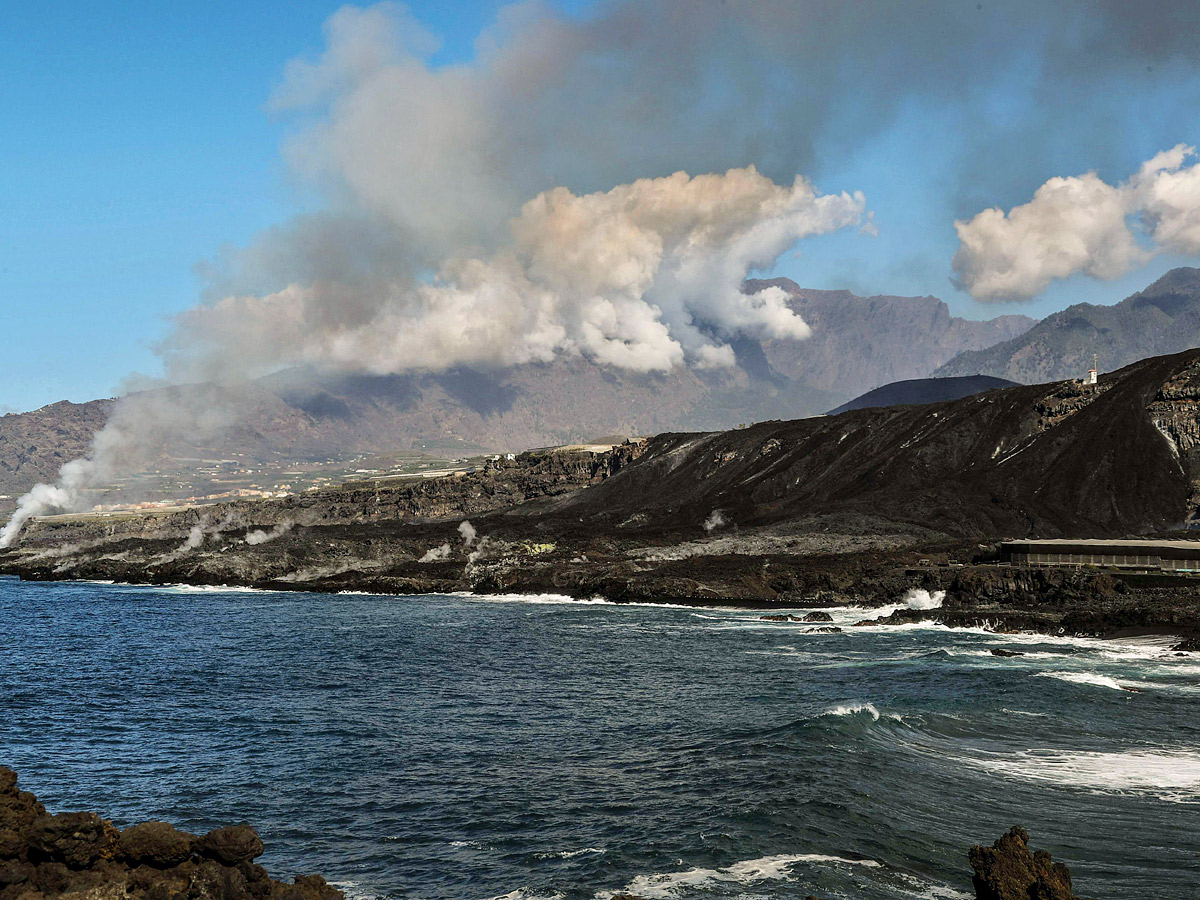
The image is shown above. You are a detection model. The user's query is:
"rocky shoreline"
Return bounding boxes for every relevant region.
[7,350,1200,650]
[4,540,1195,652]
[4,519,1199,650]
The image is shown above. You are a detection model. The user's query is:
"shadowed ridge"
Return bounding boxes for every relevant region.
[542,348,1200,539]
[828,374,1020,414]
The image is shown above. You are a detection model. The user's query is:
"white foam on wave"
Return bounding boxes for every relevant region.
[328,881,380,900]
[156,583,277,594]
[534,847,605,860]
[455,591,612,605]
[1034,671,1135,691]
[825,702,882,721]
[972,747,1200,803]
[901,588,946,610]
[599,852,880,899]
[454,591,718,611]
[482,890,566,900]
[839,588,948,624]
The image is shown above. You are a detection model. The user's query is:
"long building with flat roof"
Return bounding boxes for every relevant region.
[1001,538,1200,572]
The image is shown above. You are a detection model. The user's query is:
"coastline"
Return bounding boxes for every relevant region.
[3,564,1196,652]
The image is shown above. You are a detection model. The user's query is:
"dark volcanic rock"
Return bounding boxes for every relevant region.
[0,767,341,900]
[118,821,194,868]
[802,611,834,622]
[990,648,1024,657]
[197,825,265,866]
[544,349,1200,541]
[28,812,118,869]
[969,827,1087,900]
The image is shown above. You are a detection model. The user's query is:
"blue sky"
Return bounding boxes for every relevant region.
[2,1,585,410]
[3,1,1199,411]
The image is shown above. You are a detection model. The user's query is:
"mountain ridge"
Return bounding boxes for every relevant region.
[935,267,1200,383]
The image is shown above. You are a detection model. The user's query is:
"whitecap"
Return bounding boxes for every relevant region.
[533,847,605,860]
[598,852,880,899]
[971,748,1200,803]
[155,583,276,594]
[824,702,882,721]
[1034,671,1134,691]
[328,881,380,900]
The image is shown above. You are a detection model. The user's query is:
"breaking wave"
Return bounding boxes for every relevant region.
[600,852,881,900]
[1034,671,1135,691]
[970,748,1200,804]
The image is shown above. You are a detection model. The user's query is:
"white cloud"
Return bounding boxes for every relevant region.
[953,145,1200,301]
[167,167,864,379]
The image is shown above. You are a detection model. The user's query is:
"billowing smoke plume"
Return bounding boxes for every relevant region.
[953,146,1200,301]
[0,386,246,547]
[245,522,294,546]
[169,167,863,376]
[166,0,1200,381]
[419,543,451,562]
[458,520,477,547]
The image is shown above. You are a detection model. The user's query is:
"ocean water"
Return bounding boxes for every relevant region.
[2,576,1198,899]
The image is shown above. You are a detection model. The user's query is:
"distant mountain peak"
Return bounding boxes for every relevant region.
[935,267,1200,384]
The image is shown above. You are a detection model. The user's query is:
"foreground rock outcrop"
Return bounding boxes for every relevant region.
[969,827,1089,900]
[0,768,341,900]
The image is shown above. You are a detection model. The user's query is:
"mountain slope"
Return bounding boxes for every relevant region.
[935,267,1200,383]
[827,375,1019,415]
[748,279,1034,392]
[542,349,1200,539]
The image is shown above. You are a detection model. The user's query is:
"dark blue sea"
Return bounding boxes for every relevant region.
[2,575,1198,899]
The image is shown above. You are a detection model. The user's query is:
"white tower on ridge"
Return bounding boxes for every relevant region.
[1086,353,1098,385]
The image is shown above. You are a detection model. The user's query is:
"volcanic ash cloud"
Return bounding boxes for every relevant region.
[168,166,866,380]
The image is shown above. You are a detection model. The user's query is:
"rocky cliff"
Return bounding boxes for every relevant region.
[14,442,647,551]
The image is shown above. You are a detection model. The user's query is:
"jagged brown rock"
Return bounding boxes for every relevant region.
[969,827,1088,900]
[0,767,341,900]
